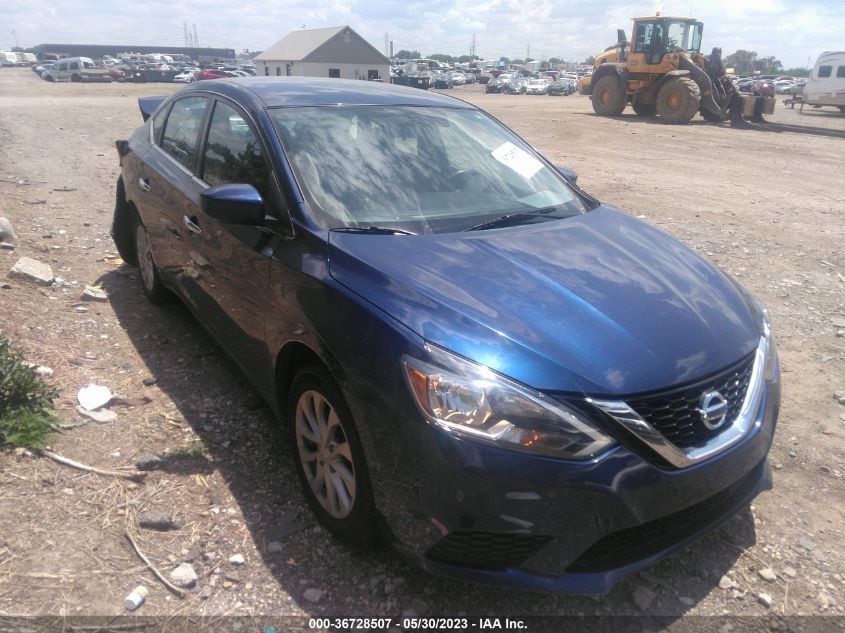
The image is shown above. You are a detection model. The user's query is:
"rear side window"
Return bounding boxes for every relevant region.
[58,62,67,71]
[160,96,208,171]
[838,66,845,78]
[818,65,832,78]
[70,62,78,70]
[202,101,268,198]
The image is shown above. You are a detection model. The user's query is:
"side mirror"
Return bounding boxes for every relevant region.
[200,183,265,225]
[555,165,578,185]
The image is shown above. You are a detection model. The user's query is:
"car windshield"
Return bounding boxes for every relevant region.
[268,106,586,234]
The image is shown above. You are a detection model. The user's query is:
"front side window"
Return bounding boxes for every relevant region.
[202,101,268,198]
[818,65,832,78]
[633,22,655,53]
[269,105,586,234]
[58,63,67,71]
[837,66,845,78]
[69,62,78,70]
[160,96,208,170]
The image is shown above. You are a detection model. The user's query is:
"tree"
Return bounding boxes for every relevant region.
[754,56,782,74]
[549,57,562,64]
[584,55,595,65]
[395,49,421,59]
[429,53,454,63]
[783,67,810,77]
[724,50,757,75]
[457,55,478,63]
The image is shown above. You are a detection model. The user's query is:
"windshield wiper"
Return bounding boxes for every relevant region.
[465,206,564,231]
[332,226,417,235]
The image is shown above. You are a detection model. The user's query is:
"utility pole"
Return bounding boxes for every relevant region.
[384,33,389,58]
[193,24,199,47]
[526,44,530,61]
[183,22,190,47]
[11,29,18,48]
[470,34,476,58]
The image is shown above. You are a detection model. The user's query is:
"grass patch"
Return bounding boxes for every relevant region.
[168,440,207,459]
[0,332,59,449]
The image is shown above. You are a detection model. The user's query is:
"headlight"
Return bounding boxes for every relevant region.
[402,344,616,460]
[740,286,777,381]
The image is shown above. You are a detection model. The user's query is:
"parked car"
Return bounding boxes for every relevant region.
[33,63,54,77]
[463,72,476,84]
[113,77,779,594]
[196,68,230,81]
[504,76,527,94]
[431,73,453,89]
[548,78,576,96]
[485,73,511,93]
[450,71,466,86]
[478,72,493,84]
[174,70,196,83]
[525,78,550,95]
[41,57,112,82]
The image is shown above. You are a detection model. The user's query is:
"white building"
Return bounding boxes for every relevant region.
[255,26,389,81]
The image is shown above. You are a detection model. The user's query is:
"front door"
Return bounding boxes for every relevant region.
[187,98,290,386]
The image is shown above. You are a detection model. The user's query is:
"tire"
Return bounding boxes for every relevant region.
[288,364,378,545]
[111,177,137,266]
[591,75,626,116]
[134,216,170,303]
[631,98,657,117]
[656,77,701,123]
[838,106,845,114]
[700,108,728,122]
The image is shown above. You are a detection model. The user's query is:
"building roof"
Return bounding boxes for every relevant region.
[255,26,388,64]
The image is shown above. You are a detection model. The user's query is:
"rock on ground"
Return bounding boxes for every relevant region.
[8,257,53,286]
[81,285,108,301]
[0,217,16,243]
[303,588,323,603]
[758,568,777,582]
[169,563,197,588]
[632,585,657,611]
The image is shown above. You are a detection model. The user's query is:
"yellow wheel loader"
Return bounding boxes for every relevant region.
[579,16,774,123]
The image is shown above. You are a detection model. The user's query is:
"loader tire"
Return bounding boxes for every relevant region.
[632,98,657,117]
[591,75,626,116]
[656,77,701,123]
[700,108,728,122]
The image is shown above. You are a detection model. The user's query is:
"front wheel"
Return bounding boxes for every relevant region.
[656,77,701,123]
[288,365,378,545]
[591,75,626,116]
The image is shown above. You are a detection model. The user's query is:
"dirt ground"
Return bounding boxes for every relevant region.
[1,67,844,628]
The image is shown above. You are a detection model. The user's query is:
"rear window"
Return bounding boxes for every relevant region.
[838,66,845,78]
[160,97,208,171]
[818,65,832,78]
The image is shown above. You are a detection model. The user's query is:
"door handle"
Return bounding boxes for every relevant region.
[138,177,151,192]
[183,215,202,234]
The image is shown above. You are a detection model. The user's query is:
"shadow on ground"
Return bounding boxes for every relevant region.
[580,111,845,138]
[99,265,755,619]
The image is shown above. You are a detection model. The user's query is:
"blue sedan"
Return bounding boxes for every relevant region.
[111,77,780,593]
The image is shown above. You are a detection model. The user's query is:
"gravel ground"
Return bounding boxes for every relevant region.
[0,68,843,629]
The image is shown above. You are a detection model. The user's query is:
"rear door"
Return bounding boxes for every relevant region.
[135,95,210,288]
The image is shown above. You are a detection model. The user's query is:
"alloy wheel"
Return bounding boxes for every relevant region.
[295,390,356,519]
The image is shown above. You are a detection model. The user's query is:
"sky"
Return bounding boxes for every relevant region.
[3,0,842,69]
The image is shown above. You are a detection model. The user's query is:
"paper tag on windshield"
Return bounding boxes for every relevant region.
[491,142,544,179]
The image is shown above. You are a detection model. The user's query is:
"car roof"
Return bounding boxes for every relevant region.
[189,77,475,109]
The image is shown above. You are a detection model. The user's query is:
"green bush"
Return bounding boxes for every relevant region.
[0,332,59,449]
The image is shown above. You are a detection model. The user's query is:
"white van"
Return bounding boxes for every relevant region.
[0,51,19,66]
[803,51,845,111]
[41,57,111,82]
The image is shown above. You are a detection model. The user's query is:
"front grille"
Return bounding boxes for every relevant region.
[626,353,755,450]
[426,531,553,570]
[566,459,766,573]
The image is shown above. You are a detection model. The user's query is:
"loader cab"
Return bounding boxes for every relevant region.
[630,17,703,69]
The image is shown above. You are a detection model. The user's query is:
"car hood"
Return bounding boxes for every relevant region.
[327,207,760,395]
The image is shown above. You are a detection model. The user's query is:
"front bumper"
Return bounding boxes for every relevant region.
[357,360,780,593]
